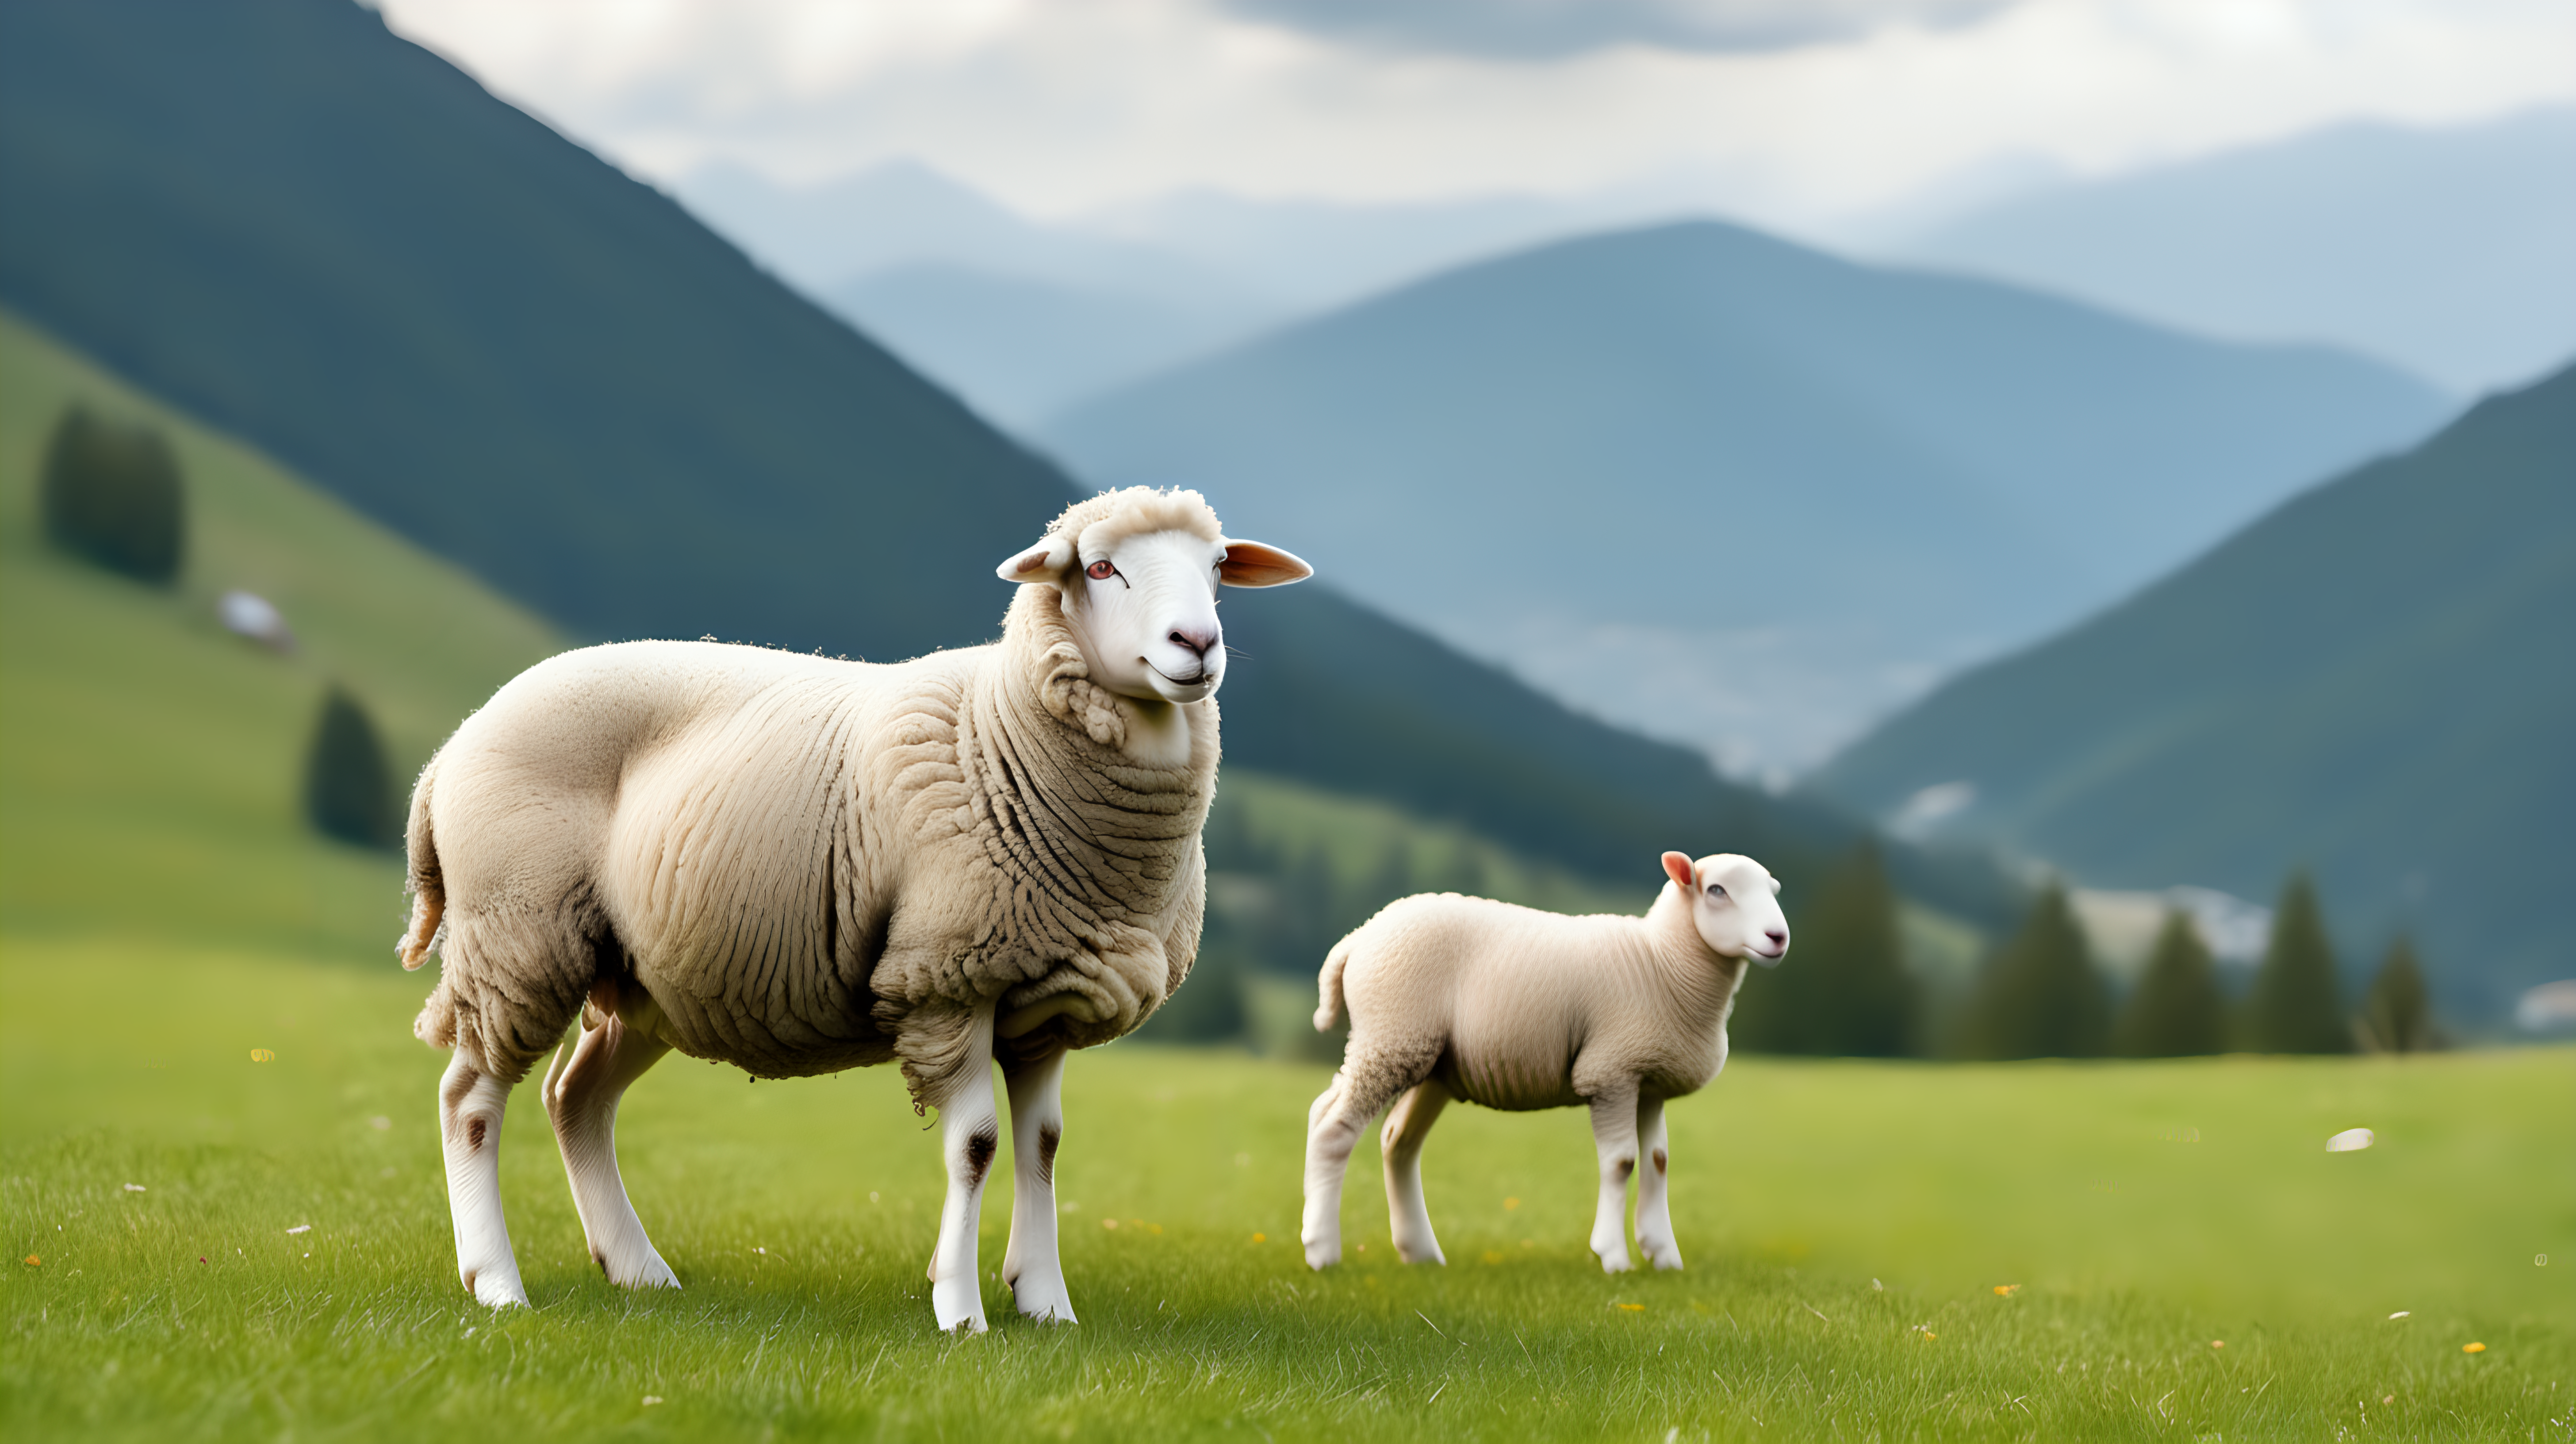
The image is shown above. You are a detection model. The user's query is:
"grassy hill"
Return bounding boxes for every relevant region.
[0,0,2012,926]
[0,310,565,958]
[1042,219,2452,770]
[1814,364,2576,1024]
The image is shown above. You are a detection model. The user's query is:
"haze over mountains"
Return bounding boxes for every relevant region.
[1042,222,2451,773]
[1888,106,2576,395]
[1816,365,2576,1022]
[2,0,2009,922]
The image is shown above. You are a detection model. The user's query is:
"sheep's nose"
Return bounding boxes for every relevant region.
[1766,928,1788,950]
[1168,625,1216,658]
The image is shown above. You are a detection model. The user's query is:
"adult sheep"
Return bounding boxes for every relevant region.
[1301,852,1788,1275]
[396,487,1309,1332]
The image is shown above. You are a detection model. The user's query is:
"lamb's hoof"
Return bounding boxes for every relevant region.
[463,1265,529,1309]
[1645,1249,1685,1272]
[1012,1273,1078,1325]
[1303,1237,1341,1271]
[1595,1251,1634,1275]
[601,1246,680,1290]
[932,1275,988,1334]
[1394,1241,1447,1266]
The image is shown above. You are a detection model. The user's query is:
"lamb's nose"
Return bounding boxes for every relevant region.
[1168,625,1216,658]
[1766,929,1788,949]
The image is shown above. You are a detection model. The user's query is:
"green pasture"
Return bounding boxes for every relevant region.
[3,937,2570,1441]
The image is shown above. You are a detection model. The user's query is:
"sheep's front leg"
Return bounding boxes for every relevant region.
[924,1010,1000,1333]
[1000,1047,1075,1324]
[1584,1084,1642,1274]
[1380,1081,1451,1265]
[541,1007,678,1289]
[438,1053,529,1307]
[1632,1095,1683,1271]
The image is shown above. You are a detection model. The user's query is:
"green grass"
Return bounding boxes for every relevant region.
[4,937,2571,1441]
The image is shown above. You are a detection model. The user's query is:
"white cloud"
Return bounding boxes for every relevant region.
[374,0,2576,225]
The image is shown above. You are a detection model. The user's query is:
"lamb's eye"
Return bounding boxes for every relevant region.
[1707,884,1728,900]
[1085,561,1116,580]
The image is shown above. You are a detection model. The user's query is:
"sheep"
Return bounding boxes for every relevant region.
[394,486,1310,1332]
[1300,852,1789,1275]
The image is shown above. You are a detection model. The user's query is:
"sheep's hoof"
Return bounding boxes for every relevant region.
[1595,1252,1634,1275]
[1303,1238,1341,1271]
[931,1275,988,1334]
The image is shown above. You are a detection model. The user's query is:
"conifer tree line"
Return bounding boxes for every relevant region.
[40,403,187,583]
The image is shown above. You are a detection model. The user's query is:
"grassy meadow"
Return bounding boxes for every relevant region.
[2,309,2571,1440]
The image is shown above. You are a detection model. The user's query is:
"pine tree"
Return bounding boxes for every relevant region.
[2244,872,2350,1053]
[1960,882,2109,1059]
[1733,841,1914,1056]
[2112,910,2227,1057]
[2358,934,2434,1053]
[40,404,186,584]
[305,685,396,849]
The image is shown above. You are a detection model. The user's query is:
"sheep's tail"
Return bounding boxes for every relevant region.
[395,751,445,971]
[1314,937,1355,1033]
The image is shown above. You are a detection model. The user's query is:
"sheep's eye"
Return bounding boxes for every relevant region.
[1707,884,1728,900]
[1085,561,1116,580]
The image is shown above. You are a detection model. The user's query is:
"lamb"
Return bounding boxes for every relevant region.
[394,486,1309,1332]
[1301,852,1789,1275]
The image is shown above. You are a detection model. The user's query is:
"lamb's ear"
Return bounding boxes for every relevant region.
[1661,851,1696,890]
[1219,539,1313,588]
[997,534,1074,584]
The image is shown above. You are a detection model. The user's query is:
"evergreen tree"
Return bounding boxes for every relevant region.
[2112,910,2227,1057]
[1960,882,2109,1059]
[2358,934,2434,1053]
[1732,841,1913,1056]
[40,403,186,584]
[305,685,396,849]
[2244,872,2350,1053]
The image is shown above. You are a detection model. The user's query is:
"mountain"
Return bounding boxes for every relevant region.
[826,264,1276,430]
[1813,365,2576,1024]
[1894,108,2576,394]
[0,0,2001,920]
[1042,220,2453,773]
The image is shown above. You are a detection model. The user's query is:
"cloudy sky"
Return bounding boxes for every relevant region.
[373,0,2576,229]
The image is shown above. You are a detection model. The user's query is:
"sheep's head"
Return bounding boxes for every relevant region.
[998,488,1311,706]
[1661,852,1790,967]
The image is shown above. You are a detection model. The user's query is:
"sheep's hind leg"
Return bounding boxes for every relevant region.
[541,1002,678,1289]
[1584,1084,1642,1274]
[1000,1046,1075,1324]
[923,1009,1000,1333]
[439,1053,529,1307]
[1631,1095,1683,1271]
[1380,1081,1451,1265]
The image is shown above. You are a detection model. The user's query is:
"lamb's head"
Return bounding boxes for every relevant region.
[1661,851,1790,967]
[998,487,1311,705]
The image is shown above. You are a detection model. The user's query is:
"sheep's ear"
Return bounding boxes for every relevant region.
[1219,539,1313,588]
[1661,851,1696,890]
[997,535,1073,584]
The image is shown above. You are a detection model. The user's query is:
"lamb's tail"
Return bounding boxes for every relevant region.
[395,752,444,971]
[1314,937,1355,1033]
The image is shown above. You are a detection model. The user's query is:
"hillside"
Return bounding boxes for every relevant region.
[0,0,1995,918]
[0,309,565,957]
[1814,364,2576,1023]
[1044,220,2452,771]
[1897,107,2576,394]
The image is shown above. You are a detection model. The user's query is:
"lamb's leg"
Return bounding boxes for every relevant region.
[540,1008,678,1289]
[1380,1080,1452,1265]
[924,1010,1000,1333]
[1000,1046,1075,1324]
[1585,1083,1642,1274]
[439,1053,529,1307]
[1631,1095,1683,1271]
[1302,1056,1418,1270]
